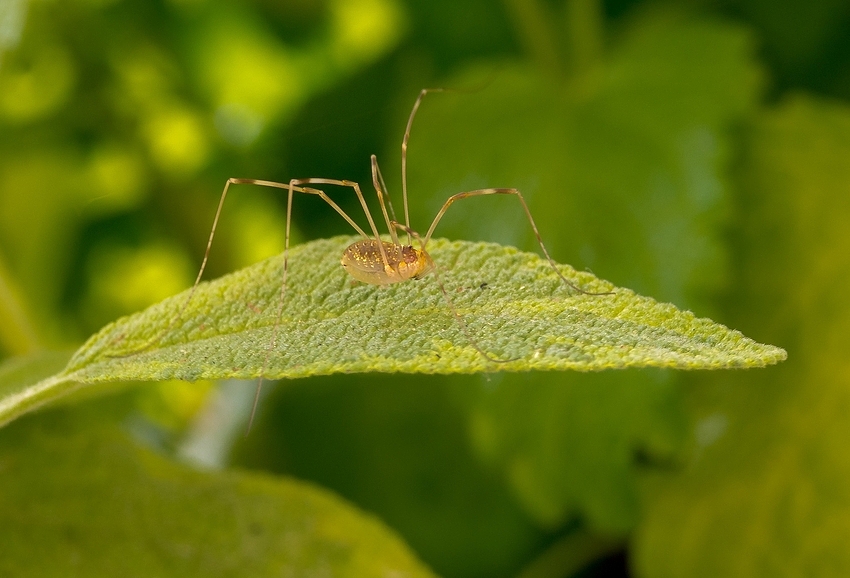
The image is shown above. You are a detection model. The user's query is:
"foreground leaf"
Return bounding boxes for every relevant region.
[0,236,785,427]
[0,409,436,578]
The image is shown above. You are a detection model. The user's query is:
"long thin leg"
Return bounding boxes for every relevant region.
[424,188,613,296]
[104,175,379,430]
[370,155,400,246]
[155,178,370,340]
[402,88,444,243]
[371,156,397,224]
[246,176,399,432]
[198,178,370,293]
[389,220,517,364]
[107,179,332,359]
[290,177,392,268]
[247,178,297,433]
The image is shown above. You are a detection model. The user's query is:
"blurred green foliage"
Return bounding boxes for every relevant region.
[0,404,437,578]
[1,0,849,576]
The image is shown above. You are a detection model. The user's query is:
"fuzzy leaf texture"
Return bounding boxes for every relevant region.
[0,236,785,427]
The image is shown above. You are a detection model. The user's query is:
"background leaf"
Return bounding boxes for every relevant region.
[634,96,850,577]
[395,11,760,310]
[0,407,436,578]
[235,374,546,578]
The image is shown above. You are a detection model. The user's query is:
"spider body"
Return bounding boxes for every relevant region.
[341,239,433,285]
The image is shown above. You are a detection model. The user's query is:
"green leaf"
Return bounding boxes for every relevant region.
[1,236,783,428]
[634,97,850,576]
[398,12,761,311]
[463,369,685,532]
[234,374,547,578]
[0,409,436,578]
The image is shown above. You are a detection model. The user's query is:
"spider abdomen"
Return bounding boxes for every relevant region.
[341,239,433,285]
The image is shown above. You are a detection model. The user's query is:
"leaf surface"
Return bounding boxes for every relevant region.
[0,409,436,578]
[1,236,784,427]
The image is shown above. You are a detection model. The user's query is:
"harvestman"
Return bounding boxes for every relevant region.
[179,88,612,430]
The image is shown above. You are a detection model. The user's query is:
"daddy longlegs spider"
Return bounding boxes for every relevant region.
[168,88,613,432]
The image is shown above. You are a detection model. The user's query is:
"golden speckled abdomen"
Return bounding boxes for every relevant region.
[340,239,433,285]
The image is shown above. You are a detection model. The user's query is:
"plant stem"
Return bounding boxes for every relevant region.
[515,529,624,578]
[565,0,604,79]
[504,0,563,76]
[504,0,605,83]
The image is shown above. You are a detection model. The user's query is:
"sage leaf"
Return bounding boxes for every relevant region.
[0,236,785,427]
